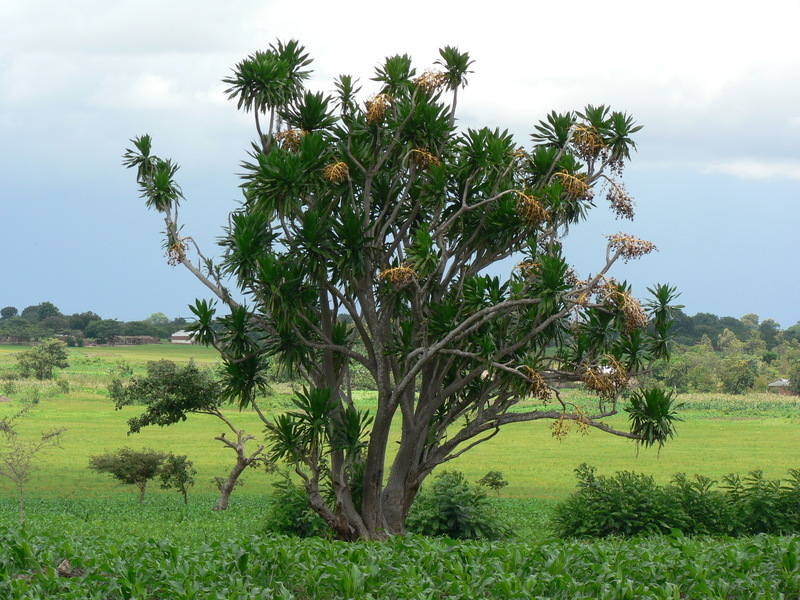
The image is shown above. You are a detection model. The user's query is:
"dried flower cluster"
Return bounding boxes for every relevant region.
[513,260,540,278]
[515,191,549,225]
[550,409,590,440]
[556,171,591,200]
[607,233,657,262]
[166,237,187,266]
[366,93,392,124]
[322,161,349,183]
[520,366,552,402]
[572,125,608,162]
[414,70,447,94]
[581,357,629,401]
[411,148,442,169]
[379,263,418,287]
[276,128,306,151]
[594,279,647,332]
[606,181,635,220]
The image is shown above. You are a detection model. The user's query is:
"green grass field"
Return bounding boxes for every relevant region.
[1,343,799,502]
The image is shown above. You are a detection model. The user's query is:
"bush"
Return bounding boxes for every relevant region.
[555,465,800,539]
[264,473,330,538]
[406,471,508,540]
[553,464,683,538]
[723,470,800,535]
[670,473,735,536]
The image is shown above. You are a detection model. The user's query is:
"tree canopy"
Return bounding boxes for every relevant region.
[125,41,681,540]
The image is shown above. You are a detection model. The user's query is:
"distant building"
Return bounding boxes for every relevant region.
[109,335,160,346]
[0,335,31,345]
[170,330,196,344]
[767,379,793,395]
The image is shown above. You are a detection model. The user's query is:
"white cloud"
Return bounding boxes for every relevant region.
[705,160,800,181]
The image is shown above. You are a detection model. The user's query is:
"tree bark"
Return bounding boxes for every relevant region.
[213,460,247,511]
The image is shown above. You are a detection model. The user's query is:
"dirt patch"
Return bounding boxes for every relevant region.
[0,395,11,403]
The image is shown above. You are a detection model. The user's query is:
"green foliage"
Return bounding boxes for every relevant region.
[0,306,18,320]
[476,470,509,497]
[406,471,508,540]
[2,515,800,599]
[158,454,196,505]
[109,360,222,433]
[787,360,800,394]
[624,387,683,449]
[669,473,734,536]
[88,447,167,503]
[719,356,758,394]
[16,339,69,380]
[556,464,800,539]
[553,464,683,538]
[264,473,330,537]
[722,469,800,535]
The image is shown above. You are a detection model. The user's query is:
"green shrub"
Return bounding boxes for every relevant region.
[406,471,508,540]
[553,464,684,538]
[723,470,800,535]
[556,465,800,539]
[264,473,330,538]
[1,379,17,396]
[670,473,735,536]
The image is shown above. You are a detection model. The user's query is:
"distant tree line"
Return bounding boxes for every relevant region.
[644,311,800,395]
[670,310,799,349]
[0,302,187,345]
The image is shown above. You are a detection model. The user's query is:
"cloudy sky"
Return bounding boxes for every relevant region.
[1,0,798,328]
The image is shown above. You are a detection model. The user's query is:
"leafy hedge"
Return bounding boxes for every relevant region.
[554,464,800,538]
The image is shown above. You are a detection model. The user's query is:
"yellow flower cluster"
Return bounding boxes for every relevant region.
[414,70,447,94]
[515,191,549,225]
[379,264,418,287]
[322,161,349,183]
[581,357,629,401]
[411,148,442,169]
[556,171,590,199]
[276,128,306,151]
[366,94,392,125]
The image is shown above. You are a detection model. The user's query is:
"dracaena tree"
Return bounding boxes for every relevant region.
[124,40,681,540]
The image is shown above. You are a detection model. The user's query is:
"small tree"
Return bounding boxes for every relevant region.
[88,447,166,503]
[0,306,18,320]
[110,360,269,510]
[719,357,758,395]
[0,407,66,525]
[477,471,509,498]
[159,453,196,505]
[16,339,69,380]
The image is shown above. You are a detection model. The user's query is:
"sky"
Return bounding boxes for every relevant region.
[1,0,798,328]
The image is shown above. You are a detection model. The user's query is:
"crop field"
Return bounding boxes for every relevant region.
[1,343,800,597]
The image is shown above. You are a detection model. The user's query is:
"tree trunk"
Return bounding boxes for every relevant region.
[137,483,146,504]
[17,484,25,527]
[213,460,247,511]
